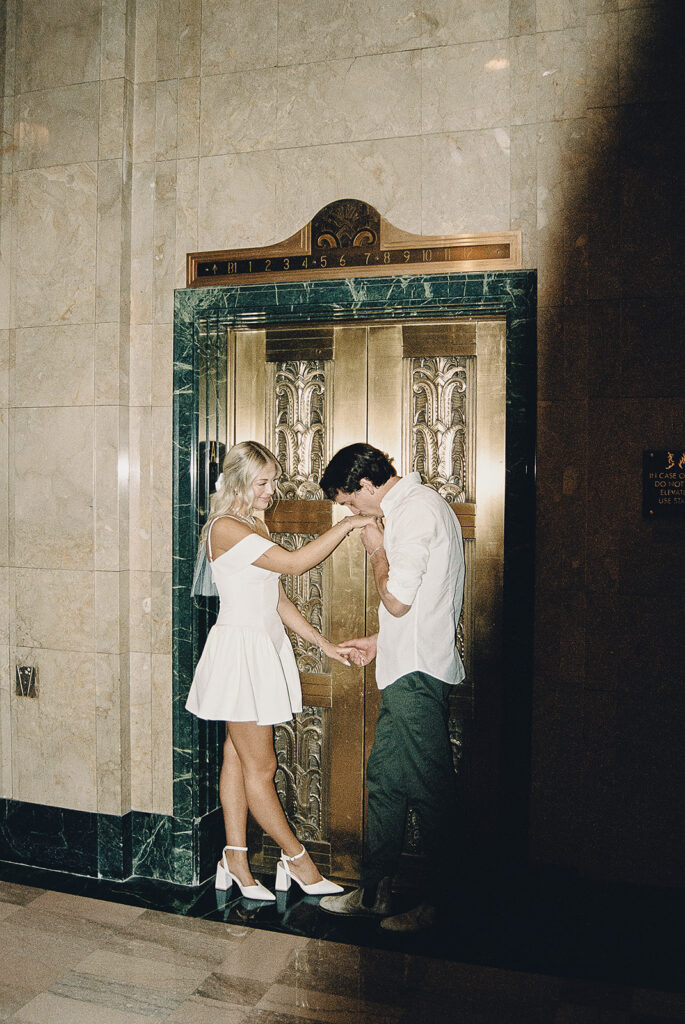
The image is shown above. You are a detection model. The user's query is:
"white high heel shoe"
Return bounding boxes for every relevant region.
[275,845,344,896]
[215,844,275,901]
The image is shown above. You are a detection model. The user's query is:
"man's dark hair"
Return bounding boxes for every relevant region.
[320,443,396,498]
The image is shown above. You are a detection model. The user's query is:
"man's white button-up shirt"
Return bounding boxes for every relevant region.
[375,472,466,690]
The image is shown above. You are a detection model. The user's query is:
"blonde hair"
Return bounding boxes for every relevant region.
[199,441,280,550]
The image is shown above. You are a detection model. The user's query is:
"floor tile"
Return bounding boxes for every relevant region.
[258,982,403,1023]
[11,990,158,1024]
[164,998,250,1024]
[0,881,43,907]
[27,890,147,926]
[194,971,269,1006]
[216,928,309,981]
[51,970,187,1018]
[75,948,209,992]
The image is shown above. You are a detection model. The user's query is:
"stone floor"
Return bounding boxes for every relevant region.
[0,865,684,1023]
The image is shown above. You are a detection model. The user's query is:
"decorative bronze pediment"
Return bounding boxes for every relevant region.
[187,198,520,287]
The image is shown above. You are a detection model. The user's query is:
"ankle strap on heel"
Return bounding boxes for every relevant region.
[282,844,306,862]
[223,844,248,852]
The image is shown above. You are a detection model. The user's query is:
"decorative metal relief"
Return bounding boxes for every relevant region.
[410,356,469,503]
[272,361,328,499]
[273,533,325,674]
[274,708,325,842]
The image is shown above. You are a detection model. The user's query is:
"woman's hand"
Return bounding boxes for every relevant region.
[338,633,378,667]
[343,514,379,532]
[319,637,354,666]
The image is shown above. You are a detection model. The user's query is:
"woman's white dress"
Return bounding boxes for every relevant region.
[185,521,302,726]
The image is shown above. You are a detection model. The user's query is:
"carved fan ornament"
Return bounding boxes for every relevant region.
[187,199,520,286]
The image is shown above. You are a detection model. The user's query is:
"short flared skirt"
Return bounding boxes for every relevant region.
[185,623,302,726]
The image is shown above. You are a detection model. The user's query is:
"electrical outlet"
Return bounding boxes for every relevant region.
[15,666,38,698]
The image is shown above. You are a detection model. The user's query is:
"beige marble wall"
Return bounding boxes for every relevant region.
[1,0,682,885]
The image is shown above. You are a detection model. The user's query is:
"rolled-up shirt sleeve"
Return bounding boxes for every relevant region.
[385,505,434,607]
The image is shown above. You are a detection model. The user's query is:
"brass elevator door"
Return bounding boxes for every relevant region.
[230,319,505,882]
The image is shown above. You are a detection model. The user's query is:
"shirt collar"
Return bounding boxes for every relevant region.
[380,472,421,516]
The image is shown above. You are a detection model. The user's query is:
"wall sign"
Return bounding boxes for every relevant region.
[187,198,521,287]
[643,449,685,517]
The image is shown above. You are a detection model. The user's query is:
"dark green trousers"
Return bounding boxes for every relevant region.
[361,671,459,893]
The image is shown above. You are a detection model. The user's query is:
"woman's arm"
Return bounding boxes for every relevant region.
[277,584,352,665]
[253,514,376,576]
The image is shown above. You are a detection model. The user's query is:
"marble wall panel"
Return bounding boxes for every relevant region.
[510,0,537,37]
[422,41,511,134]
[155,80,178,162]
[96,652,126,815]
[11,406,95,571]
[1,97,14,177]
[96,159,126,324]
[151,324,173,408]
[151,653,173,815]
[14,568,95,650]
[100,0,127,81]
[421,130,511,234]
[536,30,566,122]
[586,13,619,108]
[134,0,157,84]
[0,643,10,797]
[200,69,278,157]
[99,78,126,161]
[132,82,155,163]
[156,0,179,83]
[153,161,177,325]
[420,0,511,46]
[510,123,538,268]
[11,646,97,812]
[94,571,119,654]
[129,325,152,407]
[17,0,101,92]
[510,33,537,125]
[276,51,421,149]
[275,138,423,242]
[177,79,200,160]
[0,567,7,644]
[14,83,99,170]
[151,404,172,572]
[14,163,97,328]
[128,406,151,572]
[129,651,152,810]
[201,0,277,77]
[0,176,10,328]
[128,570,152,653]
[174,158,198,287]
[178,0,202,81]
[12,325,94,407]
[94,322,122,406]
[94,403,124,572]
[0,329,8,406]
[151,571,171,655]
[0,410,7,566]
[198,152,279,250]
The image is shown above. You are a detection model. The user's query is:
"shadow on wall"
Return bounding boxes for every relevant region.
[531,0,685,886]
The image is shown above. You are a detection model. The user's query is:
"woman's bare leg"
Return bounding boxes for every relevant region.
[227,720,323,886]
[219,727,257,887]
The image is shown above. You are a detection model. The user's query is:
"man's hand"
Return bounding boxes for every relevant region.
[338,633,378,667]
[360,519,384,553]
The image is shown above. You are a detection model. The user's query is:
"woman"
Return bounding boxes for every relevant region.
[186,441,374,900]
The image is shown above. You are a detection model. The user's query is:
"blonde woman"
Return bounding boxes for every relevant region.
[186,441,374,901]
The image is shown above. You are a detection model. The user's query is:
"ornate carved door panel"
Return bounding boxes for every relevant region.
[230,318,505,881]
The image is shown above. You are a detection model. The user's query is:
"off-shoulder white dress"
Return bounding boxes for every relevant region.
[185,518,302,726]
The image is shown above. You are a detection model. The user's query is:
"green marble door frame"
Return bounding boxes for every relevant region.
[171,271,537,887]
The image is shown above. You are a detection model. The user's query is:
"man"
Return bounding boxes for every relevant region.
[318,443,465,932]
